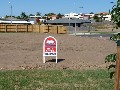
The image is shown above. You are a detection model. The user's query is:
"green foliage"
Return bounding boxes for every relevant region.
[36,12,41,16]
[105,53,116,79]
[4,15,15,19]
[20,12,29,20]
[57,13,63,19]
[89,12,94,14]
[45,13,56,16]
[108,64,116,70]
[111,0,120,27]
[4,15,9,19]
[93,15,100,22]
[16,16,21,19]
[110,33,120,41]
[105,33,120,78]
[105,53,116,63]
[29,14,34,16]
[99,13,104,22]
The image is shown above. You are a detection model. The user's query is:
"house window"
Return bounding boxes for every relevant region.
[74,15,78,16]
[78,24,80,27]
[73,23,75,27]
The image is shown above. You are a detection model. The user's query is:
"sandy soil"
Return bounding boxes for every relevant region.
[0,33,117,70]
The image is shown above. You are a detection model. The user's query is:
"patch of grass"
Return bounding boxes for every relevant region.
[89,31,117,34]
[0,69,114,90]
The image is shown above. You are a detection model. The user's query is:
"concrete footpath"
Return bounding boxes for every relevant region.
[69,32,120,37]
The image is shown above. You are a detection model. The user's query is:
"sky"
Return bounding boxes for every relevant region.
[0,0,117,17]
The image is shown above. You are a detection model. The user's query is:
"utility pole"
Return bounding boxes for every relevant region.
[9,2,12,24]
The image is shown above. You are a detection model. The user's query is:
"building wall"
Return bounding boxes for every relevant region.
[103,15,111,21]
[64,12,80,19]
[64,12,112,21]
[64,12,94,20]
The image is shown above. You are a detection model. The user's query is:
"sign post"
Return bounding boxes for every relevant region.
[43,36,57,63]
[114,40,120,90]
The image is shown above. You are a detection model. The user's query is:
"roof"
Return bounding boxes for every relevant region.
[0,18,33,24]
[28,18,35,21]
[45,18,91,24]
[96,12,109,15]
[29,15,42,18]
[0,18,26,21]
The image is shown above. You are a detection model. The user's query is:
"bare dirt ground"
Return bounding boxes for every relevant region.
[0,33,117,70]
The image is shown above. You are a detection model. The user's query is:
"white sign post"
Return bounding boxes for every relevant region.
[43,36,57,63]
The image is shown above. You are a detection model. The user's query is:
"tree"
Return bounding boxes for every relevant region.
[89,12,94,14]
[20,12,28,20]
[36,12,41,16]
[100,13,104,22]
[16,16,21,19]
[105,33,120,78]
[111,0,120,27]
[4,15,9,19]
[105,0,120,79]
[4,15,15,19]
[44,13,56,20]
[29,14,34,16]
[57,13,63,19]
[45,13,56,16]
[93,15,100,22]
[109,9,111,14]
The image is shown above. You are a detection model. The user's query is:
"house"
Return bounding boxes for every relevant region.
[102,15,111,21]
[96,12,110,15]
[29,15,42,18]
[83,13,94,20]
[64,12,80,19]
[44,18,91,27]
[96,12,111,21]
[0,17,33,24]
[29,15,43,24]
[47,15,58,20]
[0,16,46,24]
[64,12,95,20]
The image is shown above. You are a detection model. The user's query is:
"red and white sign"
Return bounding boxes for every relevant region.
[43,36,57,63]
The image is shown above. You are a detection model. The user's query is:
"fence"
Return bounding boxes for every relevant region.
[67,24,96,34]
[67,22,114,34]
[0,24,67,34]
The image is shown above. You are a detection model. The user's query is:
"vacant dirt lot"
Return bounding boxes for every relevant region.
[0,33,117,70]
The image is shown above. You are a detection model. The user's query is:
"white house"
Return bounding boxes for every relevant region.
[0,18,33,24]
[64,12,112,21]
[0,20,33,24]
[64,12,80,19]
[83,14,94,18]
[64,12,94,20]
[29,15,42,18]
[29,15,46,23]
[103,15,111,21]
[96,12,111,21]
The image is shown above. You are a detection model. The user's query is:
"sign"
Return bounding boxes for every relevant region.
[43,36,57,63]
